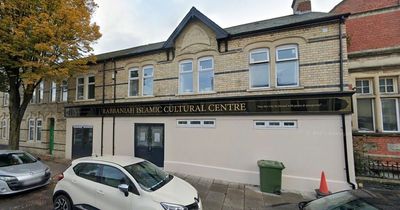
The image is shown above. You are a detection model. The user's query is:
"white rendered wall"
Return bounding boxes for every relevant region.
[65,115,355,193]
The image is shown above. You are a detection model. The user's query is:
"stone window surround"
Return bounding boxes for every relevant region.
[354,75,400,133]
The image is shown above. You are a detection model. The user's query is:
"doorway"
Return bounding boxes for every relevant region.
[134,124,164,167]
[72,126,93,159]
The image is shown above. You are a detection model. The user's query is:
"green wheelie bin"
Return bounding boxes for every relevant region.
[257,160,285,194]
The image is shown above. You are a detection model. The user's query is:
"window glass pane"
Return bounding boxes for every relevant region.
[204,120,215,125]
[277,48,297,60]
[200,59,213,70]
[74,163,101,182]
[88,76,95,83]
[88,84,95,99]
[255,122,265,126]
[379,86,385,93]
[77,86,84,99]
[250,50,268,63]
[78,78,84,85]
[379,79,385,86]
[199,70,213,92]
[143,78,153,96]
[143,68,153,77]
[190,121,201,125]
[180,73,193,93]
[382,99,398,131]
[250,63,269,88]
[129,80,139,96]
[362,80,370,87]
[277,61,298,86]
[180,62,192,72]
[101,165,129,188]
[130,70,138,78]
[357,99,374,131]
[387,79,393,86]
[268,122,280,126]
[387,85,394,93]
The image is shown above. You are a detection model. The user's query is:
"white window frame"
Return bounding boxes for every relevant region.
[179,60,194,94]
[249,48,270,89]
[356,98,375,132]
[36,119,42,141]
[142,65,154,96]
[87,75,96,99]
[275,45,299,88]
[128,68,139,97]
[60,80,68,102]
[381,98,400,133]
[198,57,214,93]
[355,79,373,95]
[76,76,85,100]
[177,119,216,128]
[50,81,57,102]
[254,120,297,129]
[38,81,44,103]
[28,119,35,141]
[379,77,397,94]
[1,119,7,139]
[3,93,9,106]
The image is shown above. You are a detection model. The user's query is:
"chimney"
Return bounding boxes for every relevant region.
[292,0,312,14]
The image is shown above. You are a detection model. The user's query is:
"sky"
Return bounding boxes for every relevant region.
[92,0,343,55]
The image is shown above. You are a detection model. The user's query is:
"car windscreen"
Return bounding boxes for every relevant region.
[124,161,172,192]
[304,191,379,210]
[0,152,37,167]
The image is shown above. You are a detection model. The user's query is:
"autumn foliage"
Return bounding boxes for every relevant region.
[0,0,101,149]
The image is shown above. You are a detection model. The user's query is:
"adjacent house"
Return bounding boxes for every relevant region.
[332,0,400,161]
[0,0,356,192]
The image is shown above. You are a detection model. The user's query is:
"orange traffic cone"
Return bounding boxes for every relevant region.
[315,171,331,197]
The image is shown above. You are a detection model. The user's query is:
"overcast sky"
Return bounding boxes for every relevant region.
[92,0,342,55]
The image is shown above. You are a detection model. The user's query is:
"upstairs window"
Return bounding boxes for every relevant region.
[87,76,95,99]
[38,81,44,103]
[179,60,193,93]
[198,57,214,92]
[379,77,396,94]
[356,79,372,94]
[36,119,42,141]
[128,68,139,97]
[3,93,9,106]
[143,66,154,96]
[276,45,299,87]
[249,49,270,88]
[76,77,85,100]
[60,80,68,102]
[50,81,57,102]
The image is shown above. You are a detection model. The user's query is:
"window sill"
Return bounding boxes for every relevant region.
[247,86,304,92]
[125,95,155,99]
[74,99,96,102]
[176,91,217,96]
[380,94,400,98]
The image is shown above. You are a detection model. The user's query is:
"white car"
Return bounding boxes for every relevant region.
[53,156,202,210]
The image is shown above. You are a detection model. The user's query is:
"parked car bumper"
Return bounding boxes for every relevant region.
[0,175,51,195]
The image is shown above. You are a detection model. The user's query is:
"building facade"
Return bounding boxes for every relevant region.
[332,0,400,161]
[1,1,356,192]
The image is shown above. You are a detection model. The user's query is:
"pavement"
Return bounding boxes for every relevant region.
[0,158,310,210]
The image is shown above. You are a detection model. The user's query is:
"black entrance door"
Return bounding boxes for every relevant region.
[134,124,164,167]
[72,126,93,159]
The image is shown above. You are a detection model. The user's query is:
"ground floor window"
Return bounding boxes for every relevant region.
[1,119,7,139]
[254,120,297,129]
[176,119,216,128]
[357,99,375,132]
[381,98,399,132]
[28,118,42,141]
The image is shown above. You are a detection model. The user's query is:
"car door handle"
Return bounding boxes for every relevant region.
[96,190,104,195]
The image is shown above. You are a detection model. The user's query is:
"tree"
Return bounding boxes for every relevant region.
[0,0,101,149]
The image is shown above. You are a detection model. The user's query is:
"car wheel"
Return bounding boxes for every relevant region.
[53,194,72,210]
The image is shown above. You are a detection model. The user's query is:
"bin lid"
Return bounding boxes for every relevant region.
[257,160,285,169]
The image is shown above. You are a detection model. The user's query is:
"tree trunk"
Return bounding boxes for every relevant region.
[7,72,33,150]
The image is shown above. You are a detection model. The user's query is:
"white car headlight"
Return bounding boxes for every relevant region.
[0,176,18,182]
[160,202,188,210]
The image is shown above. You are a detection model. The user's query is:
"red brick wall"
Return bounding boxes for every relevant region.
[354,136,400,161]
[332,0,399,14]
[346,11,400,52]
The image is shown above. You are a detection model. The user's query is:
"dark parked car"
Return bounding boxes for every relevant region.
[0,150,51,195]
[298,189,400,210]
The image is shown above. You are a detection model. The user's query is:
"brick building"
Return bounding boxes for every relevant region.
[332,0,400,161]
[1,0,356,192]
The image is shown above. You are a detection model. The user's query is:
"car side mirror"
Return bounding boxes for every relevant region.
[118,184,129,197]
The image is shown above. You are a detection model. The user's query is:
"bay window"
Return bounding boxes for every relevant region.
[179,60,193,93]
[276,45,299,87]
[128,68,139,97]
[198,57,214,92]
[143,66,154,96]
[249,49,269,88]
